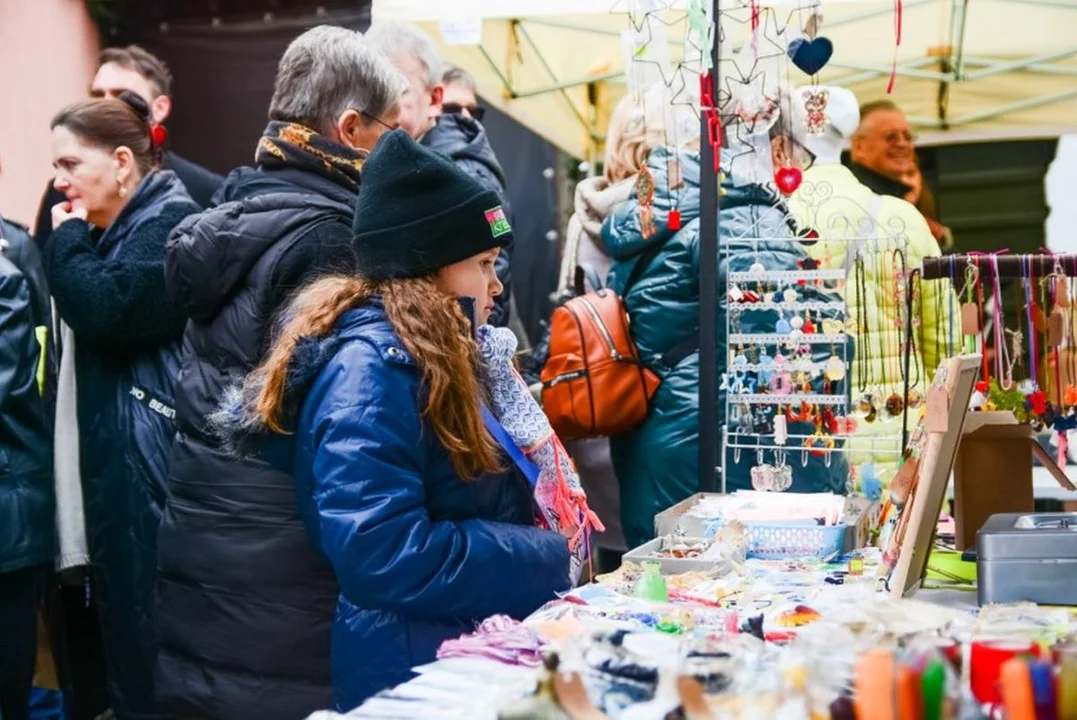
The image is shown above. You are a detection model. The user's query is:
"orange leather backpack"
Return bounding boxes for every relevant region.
[541,239,695,439]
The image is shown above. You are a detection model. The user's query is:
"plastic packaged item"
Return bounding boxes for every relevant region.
[633,561,669,602]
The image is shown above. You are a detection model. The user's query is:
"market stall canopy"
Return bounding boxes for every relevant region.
[372,0,1077,158]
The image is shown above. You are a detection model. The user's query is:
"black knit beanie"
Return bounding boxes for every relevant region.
[352,129,513,280]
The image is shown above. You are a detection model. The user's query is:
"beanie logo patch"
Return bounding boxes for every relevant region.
[485,206,512,239]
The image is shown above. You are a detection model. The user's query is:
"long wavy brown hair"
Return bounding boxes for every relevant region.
[249,274,501,480]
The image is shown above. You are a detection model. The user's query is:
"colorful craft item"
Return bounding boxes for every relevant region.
[436,615,547,667]
[970,639,1037,707]
[854,649,897,720]
[1000,657,1035,720]
[777,605,822,627]
[633,561,669,603]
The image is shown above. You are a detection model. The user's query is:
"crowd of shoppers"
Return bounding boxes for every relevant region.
[3,14,949,720]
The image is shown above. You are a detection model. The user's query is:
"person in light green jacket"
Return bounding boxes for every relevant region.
[787,86,958,497]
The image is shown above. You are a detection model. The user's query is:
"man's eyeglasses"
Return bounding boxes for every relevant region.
[442,103,485,122]
[883,129,916,145]
[359,110,398,132]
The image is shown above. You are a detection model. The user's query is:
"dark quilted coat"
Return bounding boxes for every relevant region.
[43,171,198,720]
[156,164,357,720]
[211,299,571,711]
[603,148,850,549]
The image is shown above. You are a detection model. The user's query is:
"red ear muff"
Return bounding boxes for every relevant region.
[150,123,168,148]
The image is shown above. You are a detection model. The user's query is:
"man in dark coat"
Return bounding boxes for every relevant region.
[366,23,517,330]
[33,45,222,247]
[155,26,407,720]
[0,218,52,720]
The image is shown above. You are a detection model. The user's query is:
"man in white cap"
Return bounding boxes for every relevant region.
[786,85,956,497]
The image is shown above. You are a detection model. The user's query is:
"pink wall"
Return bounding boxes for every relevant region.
[0,0,99,227]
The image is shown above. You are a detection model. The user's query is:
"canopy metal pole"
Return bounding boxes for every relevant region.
[699,0,721,494]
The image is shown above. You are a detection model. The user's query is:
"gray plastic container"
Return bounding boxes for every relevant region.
[975,512,1077,606]
[622,536,733,574]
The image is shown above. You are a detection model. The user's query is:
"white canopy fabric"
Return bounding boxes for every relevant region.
[372,0,1077,158]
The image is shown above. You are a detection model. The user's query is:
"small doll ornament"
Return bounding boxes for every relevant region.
[803,88,829,135]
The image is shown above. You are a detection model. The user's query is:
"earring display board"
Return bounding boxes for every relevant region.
[879,355,981,598]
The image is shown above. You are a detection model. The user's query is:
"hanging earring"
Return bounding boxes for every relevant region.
[776,310,792,335]
[636,165,657,238]
[118,179,127,198]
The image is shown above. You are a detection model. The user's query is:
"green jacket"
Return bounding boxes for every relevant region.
[789,164,957,495]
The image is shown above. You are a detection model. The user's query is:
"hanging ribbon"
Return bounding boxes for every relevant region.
[700,72,722,173]
[887,0,903,94]
[1025,256,1040,389]
[968,249,1010,386]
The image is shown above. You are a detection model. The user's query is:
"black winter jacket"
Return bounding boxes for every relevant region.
[0,246,52,575]
[44,171,198,720]
[156,164,356,720]
[422,113,514,326]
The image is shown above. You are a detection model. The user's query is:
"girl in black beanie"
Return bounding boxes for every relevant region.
[210,130,584,710]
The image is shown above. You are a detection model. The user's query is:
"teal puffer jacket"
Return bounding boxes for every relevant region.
[603,147,850,549]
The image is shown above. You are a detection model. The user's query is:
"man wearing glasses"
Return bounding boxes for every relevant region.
[366,23,517,331]
[850,100,952,249]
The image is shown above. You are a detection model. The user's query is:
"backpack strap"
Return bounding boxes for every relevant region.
[622,236,667,296]
[661,329,699,369]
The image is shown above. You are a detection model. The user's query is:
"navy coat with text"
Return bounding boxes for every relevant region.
[43,171,198,720]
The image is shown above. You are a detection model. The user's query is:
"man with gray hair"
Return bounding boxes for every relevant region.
[366,24,518,331]
[155,25,406,720]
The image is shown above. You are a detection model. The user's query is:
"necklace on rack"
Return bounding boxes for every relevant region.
[855,252,869,395]
[883,248,905,417]
[947,255,957,358]
[1024,255,1040,390]
[991,254,1014,390]
[976,261,989,385]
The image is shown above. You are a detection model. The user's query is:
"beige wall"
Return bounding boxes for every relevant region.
[0,0,99,227]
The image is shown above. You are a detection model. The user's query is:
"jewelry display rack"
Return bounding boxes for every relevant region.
[720,181,916,493]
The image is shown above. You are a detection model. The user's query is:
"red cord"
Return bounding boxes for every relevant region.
[887,0,903,94]
[977,274,989,384]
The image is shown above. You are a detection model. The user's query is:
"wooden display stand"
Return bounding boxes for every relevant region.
[883,356,980,599]
[952,411,1076,550]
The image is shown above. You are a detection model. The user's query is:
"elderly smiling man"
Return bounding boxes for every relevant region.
[850,100,952,249]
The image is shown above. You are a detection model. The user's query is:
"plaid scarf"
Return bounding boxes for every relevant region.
[256,121,365,191]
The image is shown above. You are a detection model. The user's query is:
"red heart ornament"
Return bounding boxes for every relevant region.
[775,166,802,195]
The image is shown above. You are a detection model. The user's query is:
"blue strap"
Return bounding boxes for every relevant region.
[481,406,541,488]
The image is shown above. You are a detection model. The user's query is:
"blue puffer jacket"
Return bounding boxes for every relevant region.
[603,148,850,549]
[214,299,571,711]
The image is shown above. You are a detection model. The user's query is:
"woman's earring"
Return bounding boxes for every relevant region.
[118,179,127,198]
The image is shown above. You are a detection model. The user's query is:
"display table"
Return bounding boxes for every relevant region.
[326,541,1073,720]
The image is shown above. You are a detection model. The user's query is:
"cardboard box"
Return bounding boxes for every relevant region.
[952,412,1034,551]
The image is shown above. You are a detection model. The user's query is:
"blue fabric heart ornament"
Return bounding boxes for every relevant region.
[788,36,834,75]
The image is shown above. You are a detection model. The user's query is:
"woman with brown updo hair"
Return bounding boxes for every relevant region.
[45,91,198,718]
[210,130,573,711]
